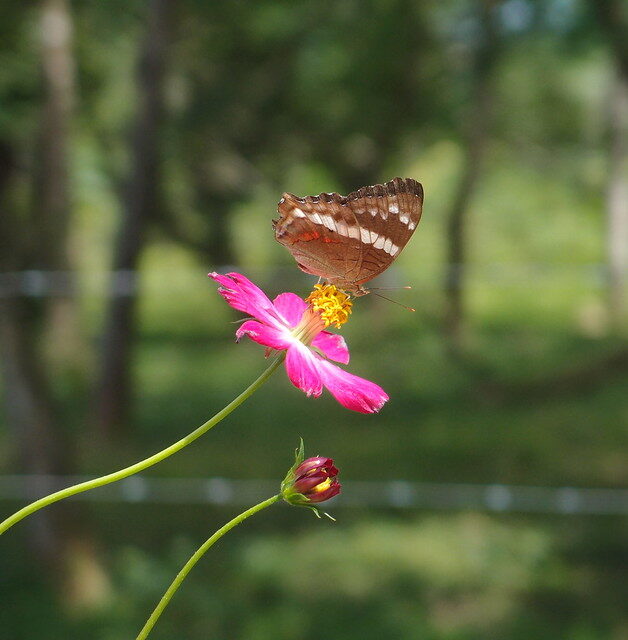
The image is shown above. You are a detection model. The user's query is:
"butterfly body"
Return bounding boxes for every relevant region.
[273,177,423,294]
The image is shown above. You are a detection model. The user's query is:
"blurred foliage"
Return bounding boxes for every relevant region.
[1,0,627,638]
[2,511,627,639]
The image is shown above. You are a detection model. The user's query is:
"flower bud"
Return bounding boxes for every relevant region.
[291,457,340,503]
[281,442,341,513]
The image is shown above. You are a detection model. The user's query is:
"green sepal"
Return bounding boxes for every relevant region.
[307,505,336,521]
[283,491,310,506]
[280,438,305,497]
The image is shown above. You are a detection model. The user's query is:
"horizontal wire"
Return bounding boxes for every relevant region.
[0,263,624,297]
[0,475,627,515]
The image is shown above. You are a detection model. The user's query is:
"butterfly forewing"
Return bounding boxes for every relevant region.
[274,177,423,292]
[274,193,363,281]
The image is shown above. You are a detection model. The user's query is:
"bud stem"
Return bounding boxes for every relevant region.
[136,494,281,640]
[0,355,286,535]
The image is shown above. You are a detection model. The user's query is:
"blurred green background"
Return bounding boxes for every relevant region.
[1,0,627,638]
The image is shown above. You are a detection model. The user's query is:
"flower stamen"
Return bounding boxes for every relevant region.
[312,477,332,493]
[305,284,353,329]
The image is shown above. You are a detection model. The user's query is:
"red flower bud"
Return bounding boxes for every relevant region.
[294,457,339,480]
[282,455,341,506]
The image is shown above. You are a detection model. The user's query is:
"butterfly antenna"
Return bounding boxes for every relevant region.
[371,291,415,312]
[369,285,412,291]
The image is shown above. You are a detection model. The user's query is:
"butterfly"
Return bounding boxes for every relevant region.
[273,177,423,295]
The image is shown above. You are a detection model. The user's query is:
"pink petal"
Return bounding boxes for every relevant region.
[209,272,283,329]
[311,331,350,364]
[317,360,389,413]
[236,320,292,351]
[285,343,323,397]
[273,292,307,328]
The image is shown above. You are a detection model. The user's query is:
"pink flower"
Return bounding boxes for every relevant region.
[209,272,388,413]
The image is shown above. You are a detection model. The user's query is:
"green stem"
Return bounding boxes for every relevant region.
[0,355,285,535]
[137,494,281,640]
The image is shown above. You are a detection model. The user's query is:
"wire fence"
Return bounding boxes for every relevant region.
[0,264,621,298]
[1,475,627,515]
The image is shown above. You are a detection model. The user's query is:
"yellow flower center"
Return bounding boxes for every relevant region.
[313,477,332,493]
[305,284,353,329]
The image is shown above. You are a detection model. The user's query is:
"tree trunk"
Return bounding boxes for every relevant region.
[606,74,628,325]
[443,0,499,351]
[0,0,110,611]
[34,0,84,369]
[1,182,109,617]
[94,0,172,437]
[4,0,108,610]
[592,0,628,327]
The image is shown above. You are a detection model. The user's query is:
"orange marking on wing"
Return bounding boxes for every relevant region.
[296,231,319,241]
[294,231,341,243]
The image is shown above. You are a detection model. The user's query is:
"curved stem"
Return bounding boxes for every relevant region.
[0,355,285,535]
[137,494,281,640]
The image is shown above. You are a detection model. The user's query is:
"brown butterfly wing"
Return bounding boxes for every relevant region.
[274,192,363,284]
[346,177,423,285]
[273,177,423,289]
